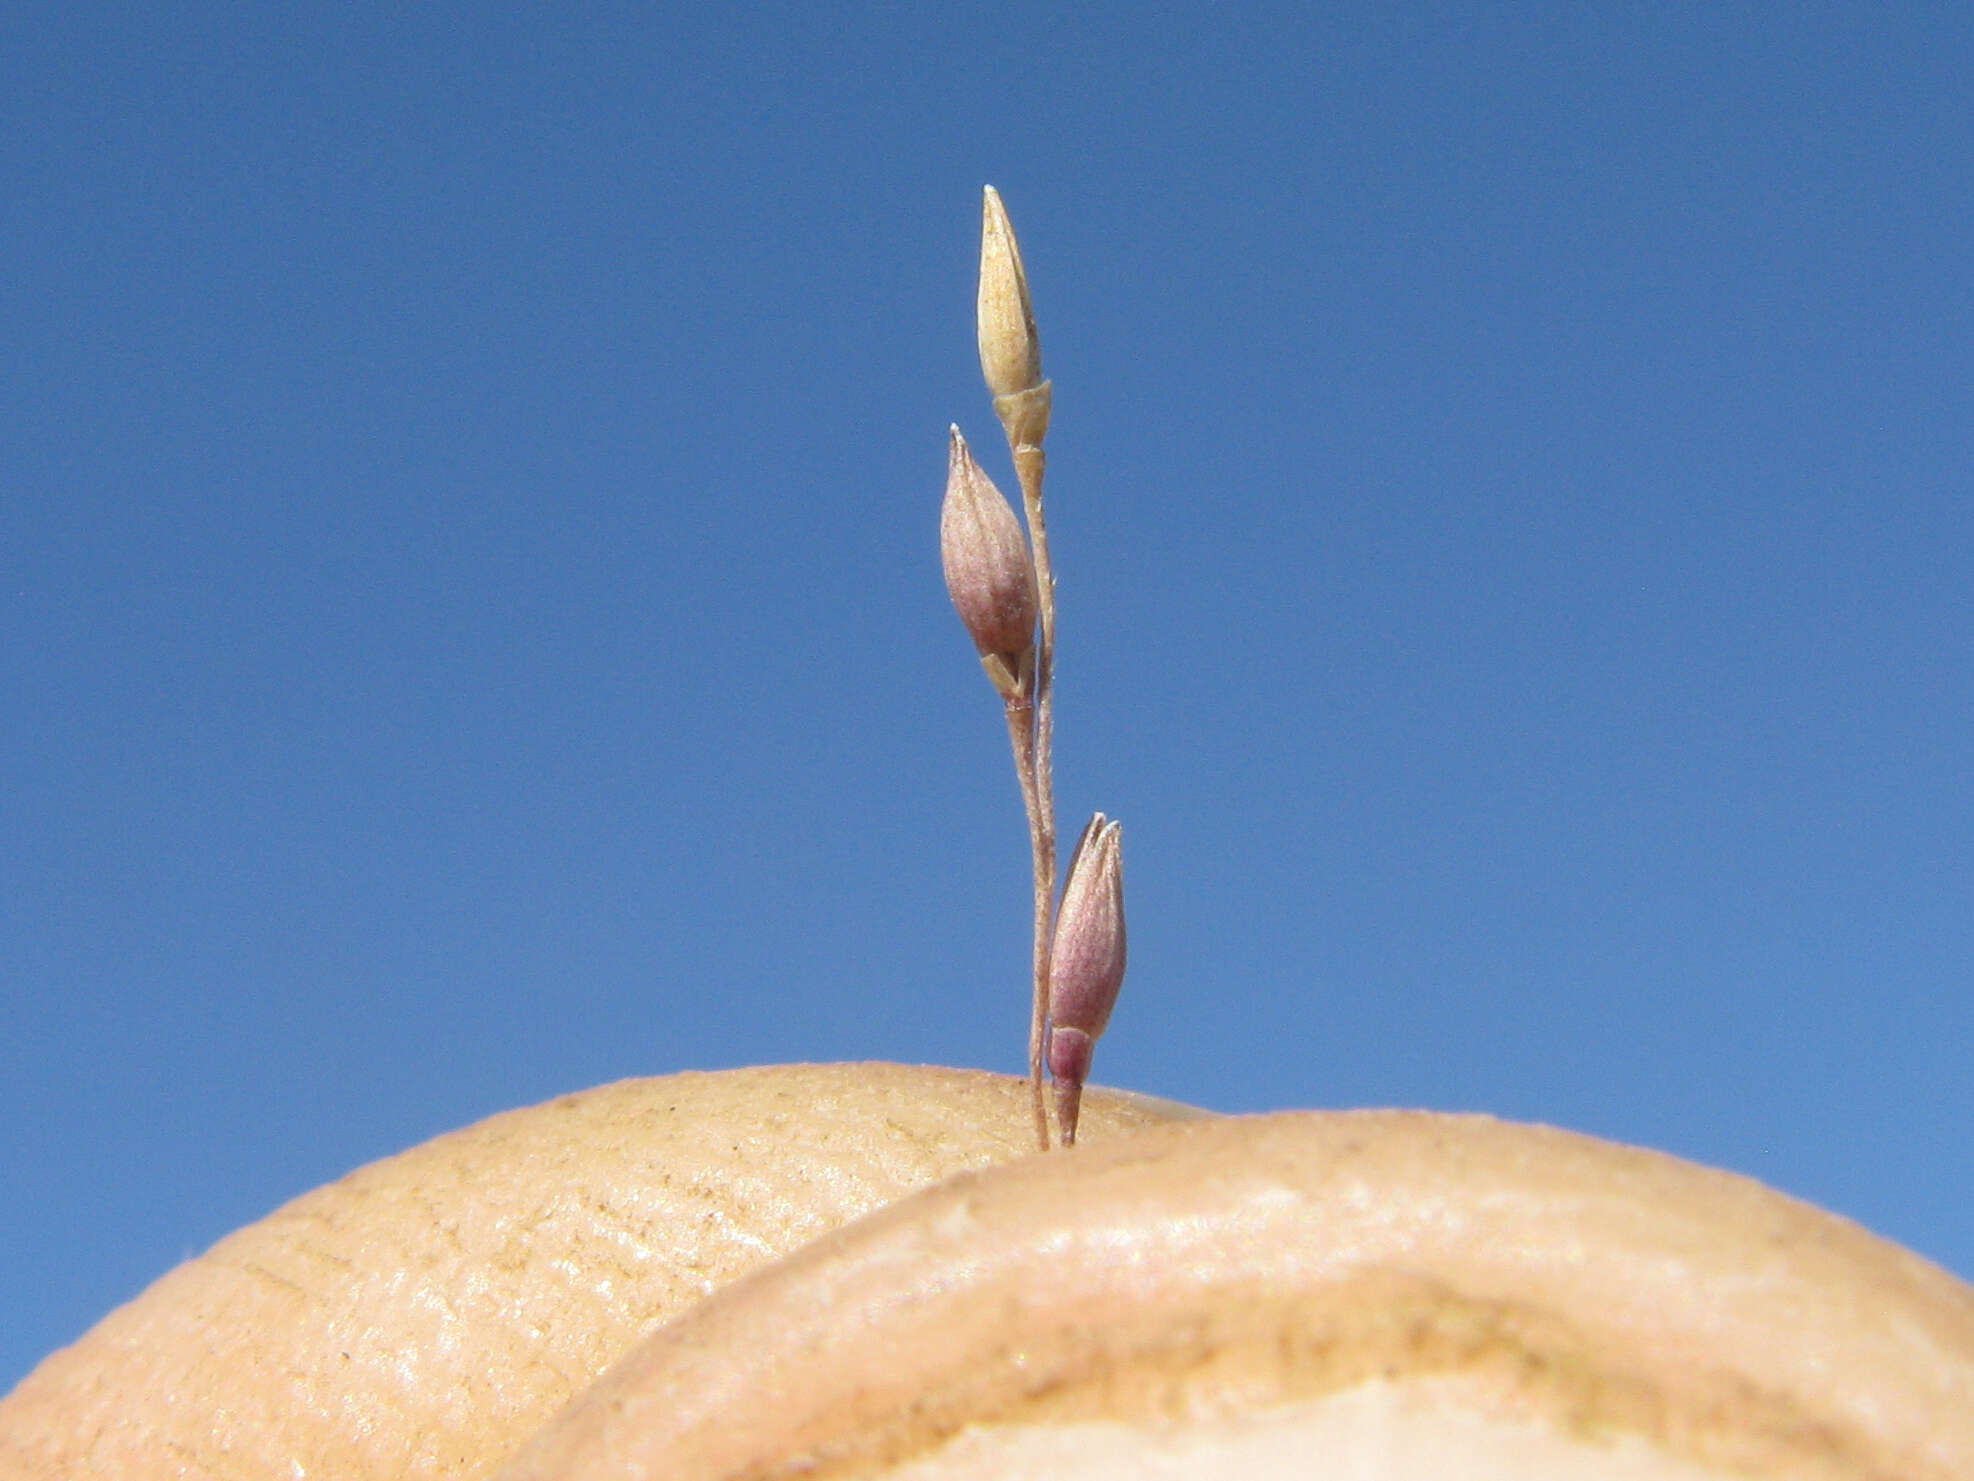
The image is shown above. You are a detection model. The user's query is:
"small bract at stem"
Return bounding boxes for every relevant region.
[1047,814,1126,1146]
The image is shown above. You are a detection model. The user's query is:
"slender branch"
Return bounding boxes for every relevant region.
[1013,442,1056,1151]
[1001,691,1050,1151]
[977,188,1059,1151]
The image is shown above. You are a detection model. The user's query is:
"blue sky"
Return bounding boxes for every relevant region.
[5,4,1969,1389]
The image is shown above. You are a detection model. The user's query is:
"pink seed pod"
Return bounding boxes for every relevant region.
[939,426,1038,690]
[1047,813,1125,1146]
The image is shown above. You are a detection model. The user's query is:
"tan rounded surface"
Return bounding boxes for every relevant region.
[884,1381,1740,1481]
[499,1110,1974,1481]
[0,1063,1195,1481]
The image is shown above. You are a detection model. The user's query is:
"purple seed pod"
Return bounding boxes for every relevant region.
[940,426,1038,691]
[1047,813,1125,1145]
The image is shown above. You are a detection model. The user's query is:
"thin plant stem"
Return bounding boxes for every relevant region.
[1001,695,1050,1151]
[1012,441,1056,1151]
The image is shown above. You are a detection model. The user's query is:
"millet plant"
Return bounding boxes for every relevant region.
[940,187,1126,1151]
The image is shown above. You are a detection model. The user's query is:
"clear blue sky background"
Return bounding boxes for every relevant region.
[5,4,1968,1391]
